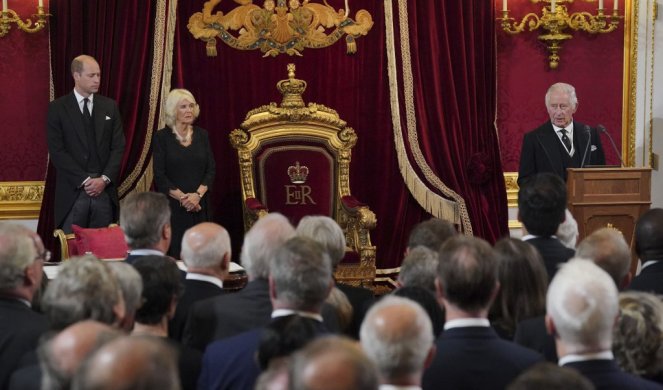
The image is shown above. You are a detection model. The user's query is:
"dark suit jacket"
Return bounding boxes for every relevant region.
[336,282,374,339]
[564,359,663,389]
[628,260,663,295]
[198,317,328,390]
[168,278,226,341]
[0,298,49,390]
[518,121,605,185]
[183,279,339,351]
[422,326,543,390]
[513,315,558,362]
[524,236,575,281]
[47,92,125,228]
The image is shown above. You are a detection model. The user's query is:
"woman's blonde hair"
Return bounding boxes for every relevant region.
[164,88,200,128]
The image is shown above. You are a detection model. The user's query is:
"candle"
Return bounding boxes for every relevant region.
[503,0,507,12]
[614,0,618,10]
[551,0,556,13]
[2,0,7,12]
[598,0,603,10]
[39,0,43,7]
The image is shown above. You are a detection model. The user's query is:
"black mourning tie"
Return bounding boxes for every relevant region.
[83,97,92,120]
[560,129,572,153]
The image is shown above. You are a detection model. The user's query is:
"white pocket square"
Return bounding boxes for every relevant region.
[591,145,598,151]
[105,116,111,120]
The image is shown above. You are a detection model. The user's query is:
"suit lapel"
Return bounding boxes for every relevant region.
[537,123,564,176]
[92,96,105,147]
[64,93,89,148]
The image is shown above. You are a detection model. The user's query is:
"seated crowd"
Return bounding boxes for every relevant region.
[1,174,663,389]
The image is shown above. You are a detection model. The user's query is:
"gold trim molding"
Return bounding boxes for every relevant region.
[0,181,44,220]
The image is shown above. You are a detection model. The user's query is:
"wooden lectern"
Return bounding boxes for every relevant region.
[567,167,651,275]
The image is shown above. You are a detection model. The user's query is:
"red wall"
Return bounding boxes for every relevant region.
[496,0,625,172]
[0,0,50,181]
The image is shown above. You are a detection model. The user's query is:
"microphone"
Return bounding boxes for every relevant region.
[580,125,592,168]
[597,124,624,167]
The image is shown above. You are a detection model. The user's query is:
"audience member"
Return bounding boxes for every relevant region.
[406,218,457,253]
[629,208,663,294]
[547,259,662,389]
[360,296,435,389]
[132,255,201,390]
[392,286,445,338]
[490,237,548,339]
[422,236,543,389]
[198,237,334,389]
[71,336,180,390]
[397,246,438,292]
[0,222,50,389]
[42,255,125,331]
[170,222,230,340]
[108,262,143,332]
[507,362,595,390]
[613,291,663,384]
[256,314,323,371]
[38,320,121,390]
[518,172,574,280]
[290,336,379,390]
[120,191,172,263]
[556,209,579,249]
[296,215,374,338]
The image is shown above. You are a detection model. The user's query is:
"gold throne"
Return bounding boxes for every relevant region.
[230,64,377,285]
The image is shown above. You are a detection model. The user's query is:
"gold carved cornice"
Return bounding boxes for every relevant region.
[0,181,44,220]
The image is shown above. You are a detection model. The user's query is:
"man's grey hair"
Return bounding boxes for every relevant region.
[546,258,618,353]
[556,209,579,249]
[120,192,171,250]
[360,296,433,380]
[576,227,631,287]
[181,224,231,269]
[397,246,438,292]
[0,222,38,290]
[108,262,143,316]
[270,236,332,311]
[241,213,295,279]
[545,82,578,109]
[296,215,346,268]
[42,255,123,330]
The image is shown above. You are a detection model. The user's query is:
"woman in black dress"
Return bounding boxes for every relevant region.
[153,89,216,258]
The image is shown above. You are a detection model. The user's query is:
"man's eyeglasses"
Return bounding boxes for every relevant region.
[35,249,52,263]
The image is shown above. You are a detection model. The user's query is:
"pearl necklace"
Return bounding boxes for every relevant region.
[173,126,192,144]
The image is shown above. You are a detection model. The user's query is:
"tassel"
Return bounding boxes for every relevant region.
[346,36,356,54]
[206,39,217,57]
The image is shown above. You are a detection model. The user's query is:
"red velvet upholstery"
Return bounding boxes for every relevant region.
[71,225,129,259]
[66,236,79,257]
[256,144,334,226]
[245,197,267,211]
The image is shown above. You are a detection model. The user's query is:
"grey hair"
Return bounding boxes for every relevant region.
[545,82,578,109]
[577,227,631,287]
[547,258,618,353]
[397,246,438,292]
[108,262,143,316]
[181,224,231,269]
[296,215,346,267]
[164,88,200,128]
[270,236,332,310]
[556,209,579,249]
[360,296,433,379]
[0,222,38,290]
[42,255,122,330]
[120,192,171,250]
[241,213,295,279]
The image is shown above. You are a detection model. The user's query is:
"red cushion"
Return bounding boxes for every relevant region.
[71,225,129,259]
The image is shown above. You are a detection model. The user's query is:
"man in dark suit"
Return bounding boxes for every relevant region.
[547,259,662,389]
[0,223,50,390]
[518,82,605,186]
[120,192,172,264]
[47,55,125,233]
[169,222,231,341]
[628,208,663,294]
[421,236,543,389]
[519,172,574,280]
[198,236,334,390]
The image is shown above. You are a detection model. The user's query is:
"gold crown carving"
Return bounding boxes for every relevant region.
[288,161,309,184]
[277,64,307,109]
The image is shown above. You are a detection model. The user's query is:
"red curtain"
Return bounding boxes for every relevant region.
[37,0,158,258]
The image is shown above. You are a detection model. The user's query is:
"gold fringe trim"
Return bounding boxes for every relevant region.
[384,0,473,234]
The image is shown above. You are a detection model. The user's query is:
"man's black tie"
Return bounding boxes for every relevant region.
[83,97,92,120]
[560,129,572,153]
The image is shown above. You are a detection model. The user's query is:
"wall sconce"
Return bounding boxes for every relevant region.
[1,0,50,38]
[498,0,621,69]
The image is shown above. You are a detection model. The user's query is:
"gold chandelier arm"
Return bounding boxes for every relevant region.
[500,12,542,35]
[567,11,619,33]
[0,8,49,37]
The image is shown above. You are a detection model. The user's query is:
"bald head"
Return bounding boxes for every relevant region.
[72,336,179,390]
[576,228,631,288]
[40,320,121,390]
[181,222,231,276]
[360,296,434,383]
